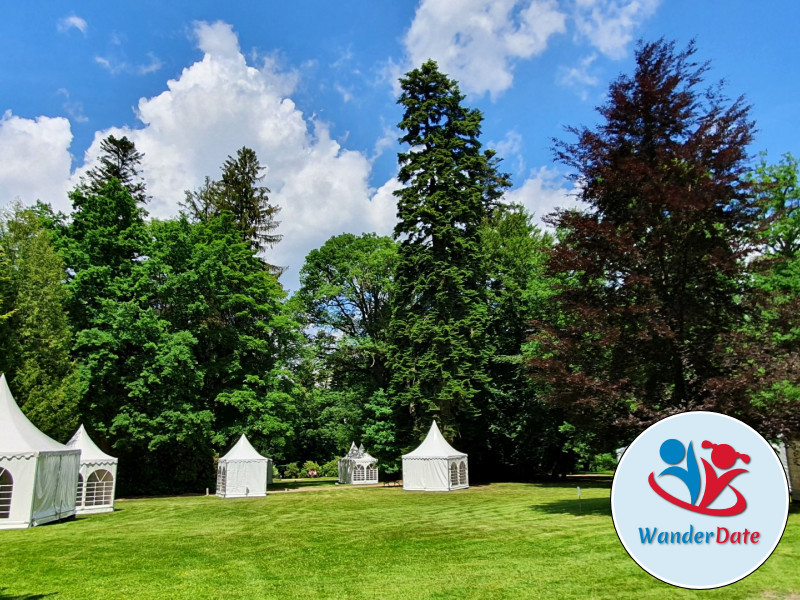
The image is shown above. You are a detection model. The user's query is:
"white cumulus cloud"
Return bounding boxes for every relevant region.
[503,166,581,226]
[573,0,660,59]
[0,111,73,212]
[75,21,396,292]
[404,0,567,97]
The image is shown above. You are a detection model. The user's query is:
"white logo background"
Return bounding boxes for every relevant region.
[611,412,790,589]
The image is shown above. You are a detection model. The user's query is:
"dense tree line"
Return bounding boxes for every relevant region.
[0,39,797,493]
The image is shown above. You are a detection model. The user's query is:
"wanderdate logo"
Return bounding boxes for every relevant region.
[648,438,750,516]
[611,412,789,589]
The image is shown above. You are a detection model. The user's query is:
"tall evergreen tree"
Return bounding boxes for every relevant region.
[387,60,510,454]
[529,40,757,443]
[85,135,148,204]
[183,147,282,272]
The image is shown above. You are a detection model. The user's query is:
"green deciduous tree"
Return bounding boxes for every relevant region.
[60,179,149,332]
[719,153,800,438]
[0,206,80,440]
[65,208,301,494]
[296,233,398,465]
[481,204,573,477]
[387,60,510,460]
[298,233,396,390]
[750,152,800,258]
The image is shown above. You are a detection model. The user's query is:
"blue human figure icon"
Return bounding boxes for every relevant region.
[658,439,701,505]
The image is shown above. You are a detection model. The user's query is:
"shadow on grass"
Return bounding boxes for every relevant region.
[0,589,57,599]
[534,496,611,517]
[270,478,338,491]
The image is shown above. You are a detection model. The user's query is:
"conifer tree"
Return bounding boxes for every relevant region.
[85,135,148,204]
[182,147,282,272]
[387,60,510,448]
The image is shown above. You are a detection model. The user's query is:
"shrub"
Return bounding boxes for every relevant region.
[282,462,300,479]
[321,458,339,478]
[591,453,617,473]
[302,460,321,478]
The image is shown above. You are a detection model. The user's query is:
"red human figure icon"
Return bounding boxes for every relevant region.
[698,441,750,511]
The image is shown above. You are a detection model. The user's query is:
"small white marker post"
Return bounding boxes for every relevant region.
[577,486,582,515]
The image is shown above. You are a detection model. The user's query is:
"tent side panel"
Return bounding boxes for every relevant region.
[402,458,449,491]
[32,452,79,525]
[338,459,353,484]
[249,461,267,496]
[32,454,59,524]
[76,463,117,514]
[448,458,469,490]
[225,460,247,497]
[56,452,79,517]
[0,456,36,529]
[220,460,267,498]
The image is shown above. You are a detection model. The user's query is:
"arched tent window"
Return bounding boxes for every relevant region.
[85,469,114,507]
[216,465,226,495]
[354,464,365,482]
[0,468,13,518]
[458,461,467,486]
[366,464,378,481]
[450,462,458,486]
[76,473,84,506]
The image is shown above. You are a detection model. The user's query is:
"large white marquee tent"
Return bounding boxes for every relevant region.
[216,434,270,498]
[338,442,379,484]
[67,425,118,514]
[0,374,80,529]
[402,421,468,492]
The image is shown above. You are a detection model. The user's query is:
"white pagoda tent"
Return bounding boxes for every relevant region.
[338,442,379,484]
[0,374,80,529]
[216,434,269,498]
[66,425,118,514]
[402,421,468,491]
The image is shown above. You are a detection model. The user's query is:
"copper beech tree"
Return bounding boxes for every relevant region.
[528,40,766,444]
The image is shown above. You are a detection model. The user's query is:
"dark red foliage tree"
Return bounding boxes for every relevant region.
[528,40,759,444]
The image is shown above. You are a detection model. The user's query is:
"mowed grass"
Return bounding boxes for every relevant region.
[1,482,799,600]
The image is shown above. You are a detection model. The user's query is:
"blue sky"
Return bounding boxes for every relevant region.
[2,1,799,291]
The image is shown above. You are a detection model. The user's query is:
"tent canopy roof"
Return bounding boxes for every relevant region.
[220,434,268,462]
[340,441,377,463]
[0,374,71,455]
[403,421,467,460]
[67,424,117,462]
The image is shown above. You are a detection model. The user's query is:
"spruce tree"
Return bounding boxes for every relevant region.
[387,60,509,448]
[86,135,148,204]
[182,147,282,273]
[217,147,281,255]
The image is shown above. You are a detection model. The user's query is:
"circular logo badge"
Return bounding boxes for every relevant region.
[611,411,789,589]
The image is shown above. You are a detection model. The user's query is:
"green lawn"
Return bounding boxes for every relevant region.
[2,482,798,599]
